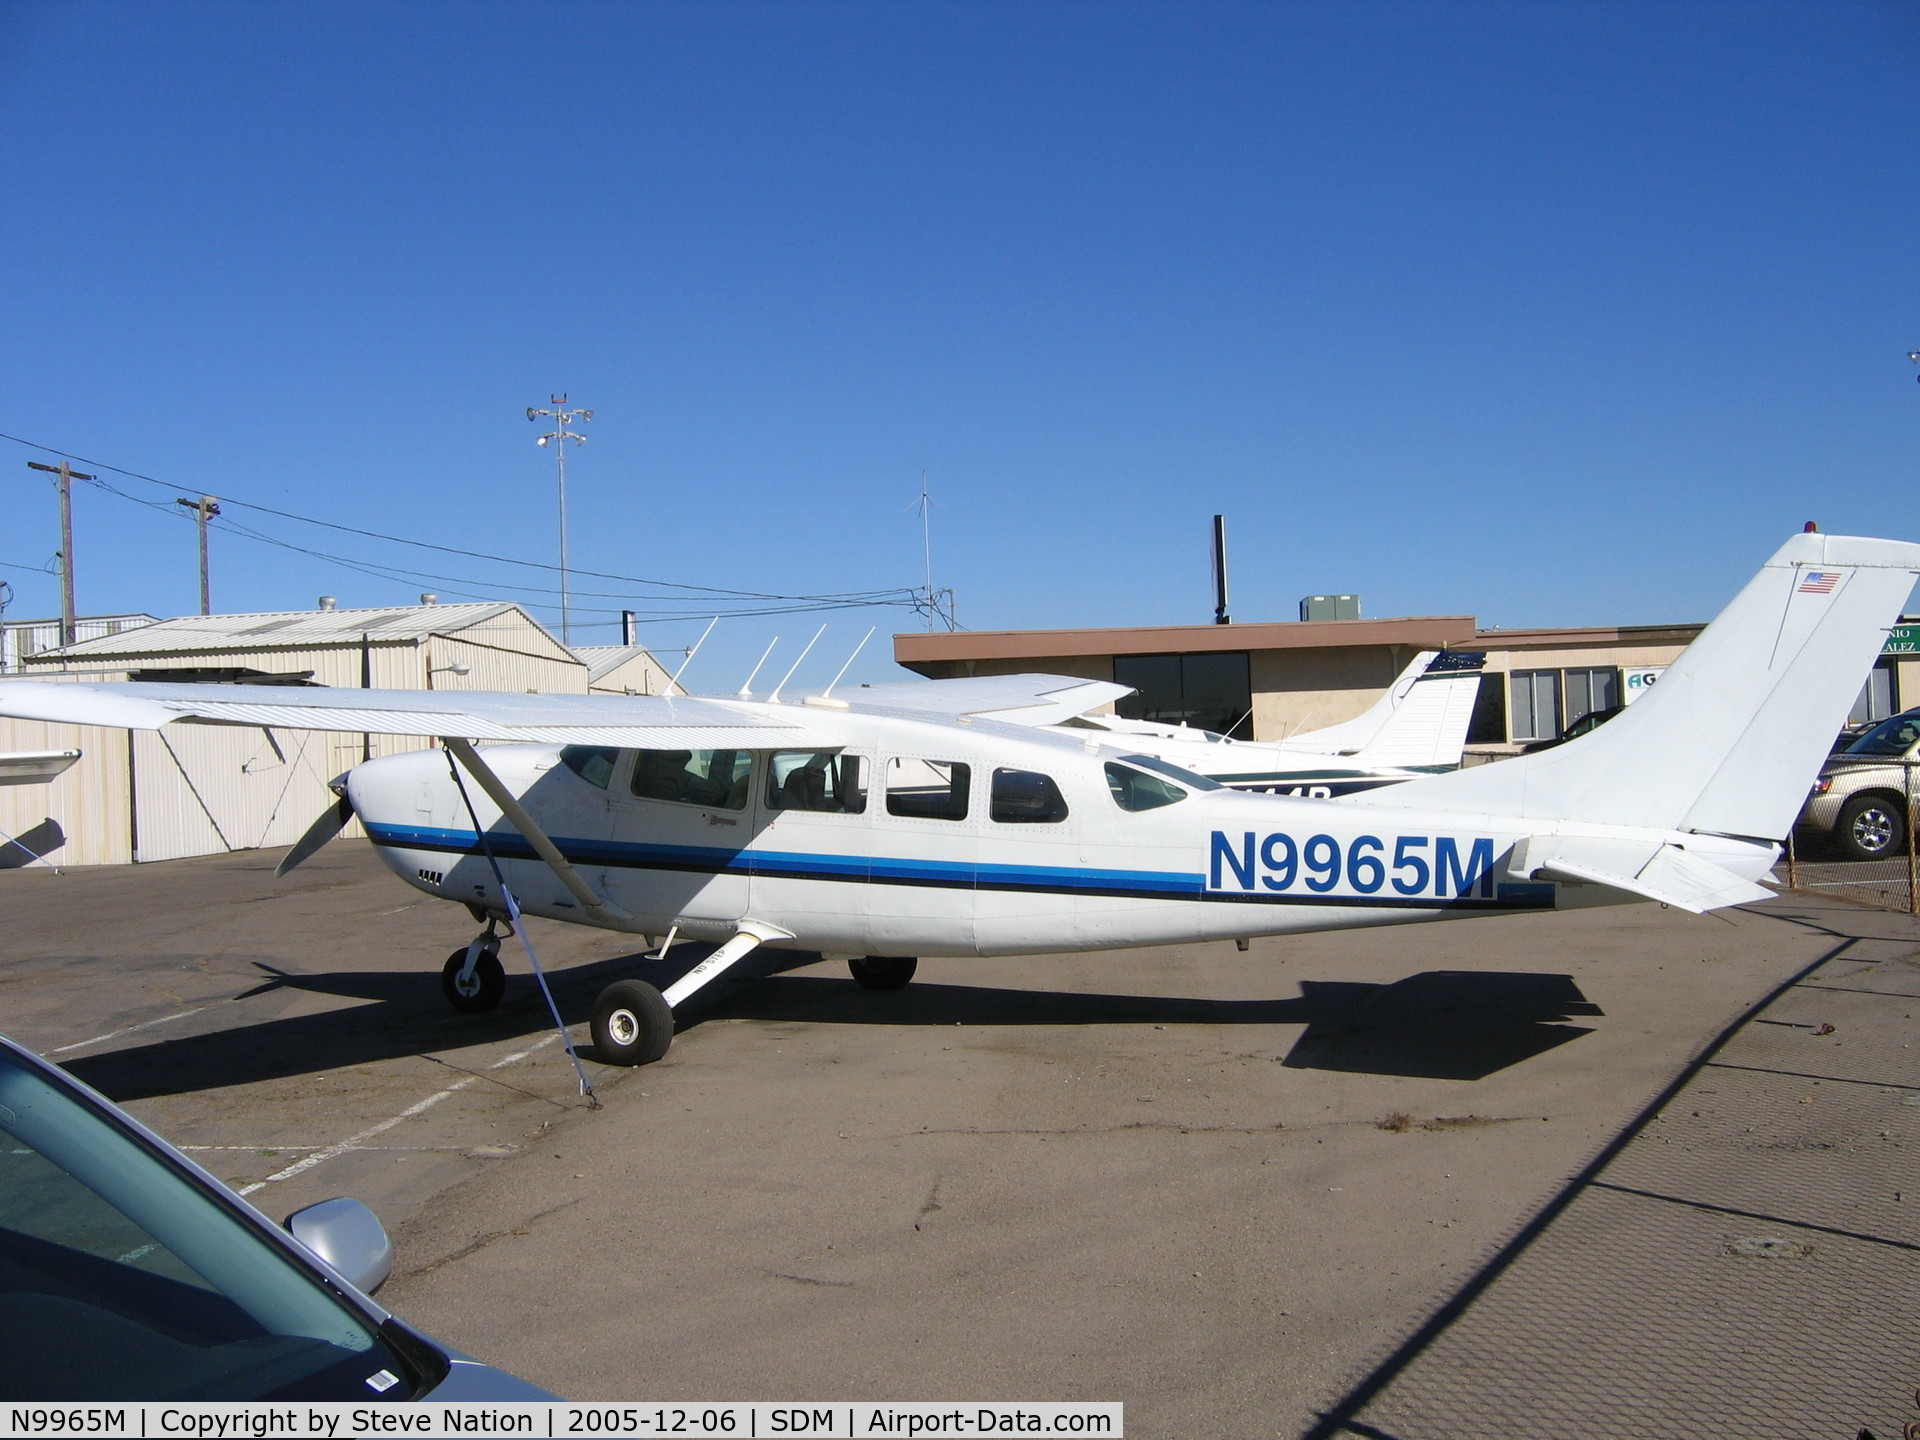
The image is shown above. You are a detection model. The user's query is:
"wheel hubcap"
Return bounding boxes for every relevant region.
[1855,810,1896,851]
[455,970,480,996]
[608,1008,640,1046]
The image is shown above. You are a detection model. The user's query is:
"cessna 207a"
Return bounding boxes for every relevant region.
[0,531,1911,1070]
[1037,649,1488,796]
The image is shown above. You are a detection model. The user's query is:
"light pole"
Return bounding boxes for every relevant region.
[527,395,592,643]
[175,495,220,615]
[26,460,94,646]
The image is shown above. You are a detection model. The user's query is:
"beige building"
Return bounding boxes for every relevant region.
[893,613,1711,756]
[0,601,668,868]
[575,643,680,697]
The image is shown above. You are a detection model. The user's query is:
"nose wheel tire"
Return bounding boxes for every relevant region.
[592,979,675,1066]
[849,955,918,991]
[1837,794,1907,862]
[441,946,505,1012]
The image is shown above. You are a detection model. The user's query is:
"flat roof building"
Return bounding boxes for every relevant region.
[894,614,1708,753]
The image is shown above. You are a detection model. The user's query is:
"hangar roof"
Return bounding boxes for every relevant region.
[32,602,539,658]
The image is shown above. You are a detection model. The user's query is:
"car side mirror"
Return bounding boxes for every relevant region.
[285,1196,394,1294]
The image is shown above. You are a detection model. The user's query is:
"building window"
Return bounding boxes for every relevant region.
[1562,667,1620,727]
[1113,652,1253,738]
[1850,658,1899,727]
[1509,671,1561,743]
[1465,674,1507,746]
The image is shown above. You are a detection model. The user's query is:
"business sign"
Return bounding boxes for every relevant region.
[1884,624,1920,654]
[1622,667,1664,705]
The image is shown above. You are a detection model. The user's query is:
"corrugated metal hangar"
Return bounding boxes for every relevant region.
[0,601,674,868]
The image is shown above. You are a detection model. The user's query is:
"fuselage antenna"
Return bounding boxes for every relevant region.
[821,626,875,699]
[768,625,826,703]
[738,636,780,696]
[668,616,719,695]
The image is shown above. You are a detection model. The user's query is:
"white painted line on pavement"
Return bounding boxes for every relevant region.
[235,1033,562,1195]
[54,1007,210,1054]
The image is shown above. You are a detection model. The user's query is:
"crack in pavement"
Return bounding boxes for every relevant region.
[402,1198,584,1279]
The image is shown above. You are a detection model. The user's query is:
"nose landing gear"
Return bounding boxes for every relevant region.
[441,925,507,1012]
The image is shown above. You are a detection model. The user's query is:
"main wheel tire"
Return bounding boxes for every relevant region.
[1837,794,1907,862]
[849,955,918,991]
[441,946,505,1012]
[591,979,675,1066]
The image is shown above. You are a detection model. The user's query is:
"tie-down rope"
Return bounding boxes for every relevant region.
[443,746,600,1109]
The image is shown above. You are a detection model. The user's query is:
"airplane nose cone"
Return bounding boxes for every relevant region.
[344,746,446,827]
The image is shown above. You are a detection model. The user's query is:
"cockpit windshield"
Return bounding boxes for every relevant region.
[1115,753,1223,791]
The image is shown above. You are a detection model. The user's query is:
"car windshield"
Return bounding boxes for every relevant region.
[1844,713,1920,757]
[0,1050,414,1401]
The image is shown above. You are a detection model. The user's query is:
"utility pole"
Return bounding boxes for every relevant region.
[174,495,220,615]
[27,460,94,645]
[526,395,592,644]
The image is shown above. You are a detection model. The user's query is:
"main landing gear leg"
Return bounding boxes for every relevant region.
[442,923,507,1013]
[590,920,791,1067]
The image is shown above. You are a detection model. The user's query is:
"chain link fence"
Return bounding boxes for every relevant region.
[1780,756,1920,913]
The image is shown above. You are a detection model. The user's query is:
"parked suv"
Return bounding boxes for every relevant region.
[1798,710,1920,861]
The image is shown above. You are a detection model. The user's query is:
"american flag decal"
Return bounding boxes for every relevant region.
[1798,571,1841,594]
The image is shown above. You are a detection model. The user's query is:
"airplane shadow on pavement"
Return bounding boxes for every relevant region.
[62,951,1601,1101]
[701,968,1604,1082]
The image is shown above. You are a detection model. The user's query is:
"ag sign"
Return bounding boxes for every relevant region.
[1622,667,1665,704]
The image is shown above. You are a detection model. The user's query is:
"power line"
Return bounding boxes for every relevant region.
[0,429,917,605]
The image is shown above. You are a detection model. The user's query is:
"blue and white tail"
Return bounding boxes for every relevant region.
[1353,533,1920,843]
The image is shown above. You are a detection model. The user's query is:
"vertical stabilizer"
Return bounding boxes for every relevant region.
[1351,533,1920,841]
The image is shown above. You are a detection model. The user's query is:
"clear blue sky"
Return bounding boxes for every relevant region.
[2,0,1915,688]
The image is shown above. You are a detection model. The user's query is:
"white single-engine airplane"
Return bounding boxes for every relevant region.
[0,532,1909,1070]
[1034,649,1488,796]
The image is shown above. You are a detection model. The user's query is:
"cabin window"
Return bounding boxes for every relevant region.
[559,745,618,790]
[629,749,752,810]
[990,768,1069,823]
[885,758,971,821]
[768,751,867,813]
[1105,761,1187,812]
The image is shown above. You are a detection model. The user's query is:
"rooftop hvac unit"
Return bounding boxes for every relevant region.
[1300,594,1361,622]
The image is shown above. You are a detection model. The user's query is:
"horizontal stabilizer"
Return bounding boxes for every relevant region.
[1522,837,1776,914]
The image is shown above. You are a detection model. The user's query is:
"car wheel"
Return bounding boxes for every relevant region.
[1837,794,1907,862]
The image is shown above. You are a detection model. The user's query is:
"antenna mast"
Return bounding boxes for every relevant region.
[527,394,593,644]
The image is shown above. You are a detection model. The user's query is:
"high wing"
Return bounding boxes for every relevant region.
[0,680,838,749]
[845,673,1134,724]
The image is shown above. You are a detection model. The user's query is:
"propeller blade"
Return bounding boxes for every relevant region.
[276,796,354,878]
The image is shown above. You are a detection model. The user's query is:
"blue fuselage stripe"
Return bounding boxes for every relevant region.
[366,822,1547,911]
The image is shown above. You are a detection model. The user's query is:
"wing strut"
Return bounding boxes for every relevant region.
[441,737,640,929]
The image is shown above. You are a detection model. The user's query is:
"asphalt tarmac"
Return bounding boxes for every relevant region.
[2,842,1902,1435]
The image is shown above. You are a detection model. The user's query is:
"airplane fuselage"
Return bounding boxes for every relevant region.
[346,707,1780,959]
